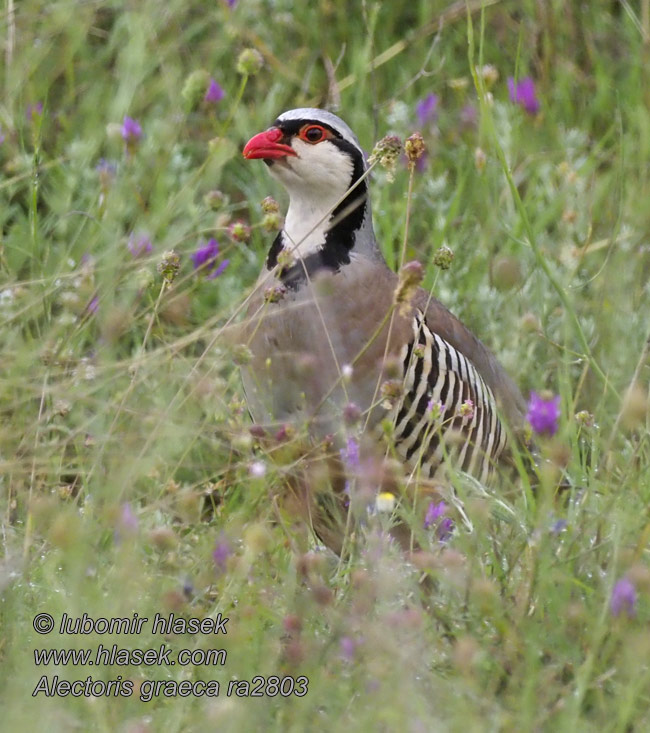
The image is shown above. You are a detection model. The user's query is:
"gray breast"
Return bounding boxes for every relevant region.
[386,310,508,484]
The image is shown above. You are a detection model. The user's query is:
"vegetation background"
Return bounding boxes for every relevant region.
[1,0,650,729]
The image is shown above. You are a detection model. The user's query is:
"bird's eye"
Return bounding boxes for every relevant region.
[300,125,327,143]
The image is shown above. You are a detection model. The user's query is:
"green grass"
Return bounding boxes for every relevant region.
[2,0,650,730]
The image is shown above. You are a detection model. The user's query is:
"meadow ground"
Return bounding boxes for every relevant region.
[1,1,650,730]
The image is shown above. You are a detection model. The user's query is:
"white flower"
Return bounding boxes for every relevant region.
[375,492,396,513]
[249,461,267,478]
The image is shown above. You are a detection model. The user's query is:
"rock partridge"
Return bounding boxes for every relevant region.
[238,108,526,553]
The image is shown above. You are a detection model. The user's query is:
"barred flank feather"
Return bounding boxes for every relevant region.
[389,311,508,483]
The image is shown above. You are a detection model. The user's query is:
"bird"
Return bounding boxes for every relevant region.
[237,107,526,554]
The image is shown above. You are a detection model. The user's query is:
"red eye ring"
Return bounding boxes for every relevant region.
[299,125,327,143]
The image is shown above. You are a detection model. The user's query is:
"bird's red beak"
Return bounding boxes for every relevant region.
[243,127,297,160]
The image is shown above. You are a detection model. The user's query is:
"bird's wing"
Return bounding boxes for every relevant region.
[413,288,526,429]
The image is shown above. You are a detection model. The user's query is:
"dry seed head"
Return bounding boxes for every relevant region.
[276,249,295,273]
[312,583,333,606]
[492,255,523,291]
[157,250,181,285]
[394,260,424,315]
[204,190,226,210]
[231,343,253,366]
[343,402,362,425]
[574,410,595,428]
[262,212,282,231]
[228,220,251,242]
[479,64,499,87]
[382,354,403,380]
[237,48,264,76]
[405,132,426,169]
[182,69,211,111]
[261,196,280,214]
[368,135,403,182]
[448,77,470,91]
[433,245,454,270]
[264,285,287,303]
[520,311,541,332]
[380,379,403,410]
[474,147,487,172]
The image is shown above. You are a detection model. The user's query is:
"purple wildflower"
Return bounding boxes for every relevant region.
[340,436,360,468]
[425,399,445,423]
[192,238,218,268]
[127,233,153,259]
[191,238,229,279]
[458,399,475,422]
[460,104,477,128]
[415,149,429,172]
[121,116,142,142]
[507,77,540,115]
[120,502,139,533]
[211,260,230,278]
[0,127,5,145]
[611,577,637,618]
[26,102,43,122]
[95,158,116,175]
[526,392,561,436]
[438,518,454,542]
[213,534,232,572]
[343,402,362,425]
[403,150,430,173]
[340,636,360,661]
[86,296,99,315]
[550,518,568,535]
[424,500,446,528]
[113,501,138,543]
[415,93,439,126]
[204,78,225,104]
[96,158,117,187]
[424,500,454,542]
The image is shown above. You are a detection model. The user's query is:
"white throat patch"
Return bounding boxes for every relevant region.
[269,138,355,259]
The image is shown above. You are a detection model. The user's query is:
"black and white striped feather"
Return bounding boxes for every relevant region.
[387,310,508,484]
